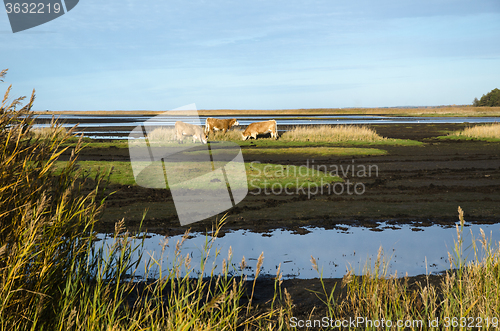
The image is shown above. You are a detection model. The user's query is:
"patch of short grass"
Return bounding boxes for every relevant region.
[63,139,129,149]
[54,161,136,186]
[181,144,388,157]
[241,146,387,157]
[54,160,342,189]
[246,162,342,192]
[80,137,422,151]
[240,138,422,147]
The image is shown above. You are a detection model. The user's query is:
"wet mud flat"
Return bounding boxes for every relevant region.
[74,122,500,236]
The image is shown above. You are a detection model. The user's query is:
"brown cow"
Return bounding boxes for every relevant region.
[205,117,239,134]
[175,121,207,144]
[241,120,278,140]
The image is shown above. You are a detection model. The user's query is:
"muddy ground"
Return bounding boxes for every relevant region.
[63,122,499,321]
[71,122,500,235]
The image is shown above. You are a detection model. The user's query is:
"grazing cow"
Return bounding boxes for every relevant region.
[205,117,239,134]
[241,120,278,140]
[174,121,207,144]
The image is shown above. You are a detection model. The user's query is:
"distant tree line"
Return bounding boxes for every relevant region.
[473,88,500,106]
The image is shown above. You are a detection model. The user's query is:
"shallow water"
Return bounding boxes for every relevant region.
[33,114,500,139]
[97,222,500,280]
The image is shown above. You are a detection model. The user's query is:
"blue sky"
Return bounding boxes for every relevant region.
[1,0,500,110]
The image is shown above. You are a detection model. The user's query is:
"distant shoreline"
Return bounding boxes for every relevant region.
[33,106,500,117]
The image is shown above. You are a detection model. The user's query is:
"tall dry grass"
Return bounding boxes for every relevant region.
[281,125,386,143]
[207,128,244,141]
[309,206,500,330]
[51,218,293,331]
[451,123,500,140]
[0,70,104,328]
[29,125,68,140]
[0,70,293,330]
[146,126,244,142]
[147,126,176,141]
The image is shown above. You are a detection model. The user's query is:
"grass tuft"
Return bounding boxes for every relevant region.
[280,125,386,143]
[29,125,68,140]
[449,123,500,140]
[207,128,244,141]
[147,126,176,141]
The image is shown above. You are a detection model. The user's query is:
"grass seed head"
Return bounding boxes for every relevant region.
[255,252,264,278]
[240,256,247,270]
[310,255,318,272]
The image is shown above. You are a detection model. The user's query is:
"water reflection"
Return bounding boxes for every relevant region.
[98,222,500,280]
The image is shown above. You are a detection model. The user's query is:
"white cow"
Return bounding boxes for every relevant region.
[175,121,207,144]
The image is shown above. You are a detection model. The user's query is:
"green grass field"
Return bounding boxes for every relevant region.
[436,135,500,142]
[53,160,343,189]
